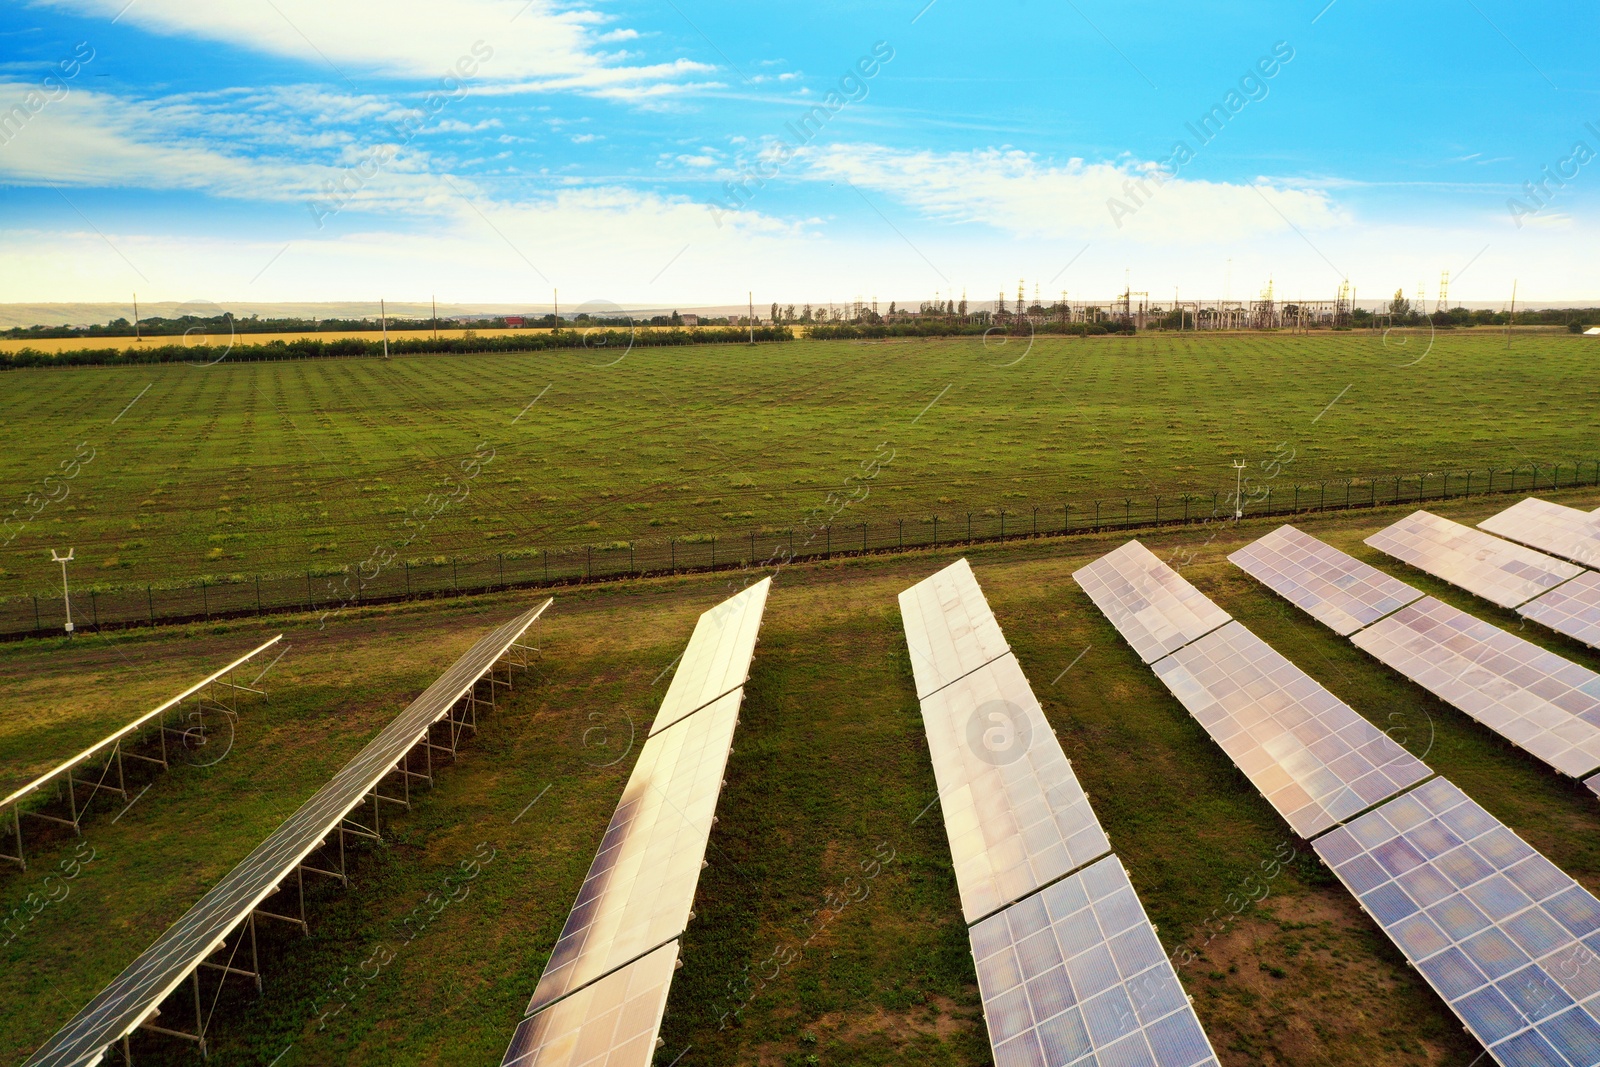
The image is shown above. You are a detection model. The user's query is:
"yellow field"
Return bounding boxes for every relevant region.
[0,327,561,353]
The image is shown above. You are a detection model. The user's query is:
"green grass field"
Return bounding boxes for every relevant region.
[1,330,1594,600]
[7,488,1600,1066]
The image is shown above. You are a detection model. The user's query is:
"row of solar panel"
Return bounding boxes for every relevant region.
[502,578,772,1066]
[900,559,1222,1067]
[1076,535,1600,1067]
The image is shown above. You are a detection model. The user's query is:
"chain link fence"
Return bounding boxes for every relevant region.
[5,460,1597,639]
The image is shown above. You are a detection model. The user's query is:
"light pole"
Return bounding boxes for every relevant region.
[51,547,75,633]
[1232,460,1246,520]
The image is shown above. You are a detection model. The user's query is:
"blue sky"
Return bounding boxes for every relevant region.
[0,0,1595,306]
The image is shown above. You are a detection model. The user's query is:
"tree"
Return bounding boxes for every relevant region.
[958,297,968,317]
[1389,289,1411,319]
[888,301,897,316]
[669,310,682,326]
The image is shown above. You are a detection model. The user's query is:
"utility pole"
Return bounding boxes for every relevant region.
[748,291,754,344]
[381,298,390,359]
[432,295,438,340]
[553,288,558,328]
[1507,280,1517,349]
[133,293,141,343]
[51,548,75,633]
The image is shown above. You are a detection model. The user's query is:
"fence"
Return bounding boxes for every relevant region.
[5,460,1598,640]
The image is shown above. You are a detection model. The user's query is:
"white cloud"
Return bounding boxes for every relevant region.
[0,185,804,302]
[803,144,1346,242]
[37,0,704,95]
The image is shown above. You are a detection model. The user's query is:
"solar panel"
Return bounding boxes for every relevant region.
[1351,598,1600,779]
[1152,621,1432,838]
[1314,777,1600,1066]
[526,689,740,1015]
[3,634,284,870]
[970,854,1220,1067]
[1480,498,1600,570]
[501,941,678,1067]
[23,601,551,1067]
[899,558,1011,698]
[920,653,1111,923]
[1073,541,1231,663]
[1228,525,1422,635]
[650,577,770,735]
[1520,571,1600,652]
[1366,510,1582,609]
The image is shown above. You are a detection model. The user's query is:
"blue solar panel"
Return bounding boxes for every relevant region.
[969,855,1219,1067]
[1315,778,1600,1066]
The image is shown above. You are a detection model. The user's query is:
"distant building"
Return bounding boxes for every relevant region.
[505,316,525,328]
[681,313,699,326]
[1586,327,1600,336]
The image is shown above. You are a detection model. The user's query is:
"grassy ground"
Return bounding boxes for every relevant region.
[7,486,1600,1066]
[1,330,1594,598]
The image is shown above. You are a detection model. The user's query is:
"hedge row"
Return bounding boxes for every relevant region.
[0,326,794,369]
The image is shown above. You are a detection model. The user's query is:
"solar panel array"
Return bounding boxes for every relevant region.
[901,558,1219,1066]
[970,855,1220,1067]
[650,579,771,735]
[503,582,770,1067]
[1153,622,1433,838]
[2,634,284,869]
[1480,498,1600,570]
[1366,510,1581,609]
[1315,778,1600,1067]
[920,653,1110,923]
[899,557,1011,698]
[25,601,552,1067]
[1352,597,1600,780]
[1227,524,1422,636]
[1521,571,1600,652]
[525,691,740,1014]
[1072,541,1232,664]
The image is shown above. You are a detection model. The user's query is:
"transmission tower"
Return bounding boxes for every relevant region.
[1437,270,1450,315]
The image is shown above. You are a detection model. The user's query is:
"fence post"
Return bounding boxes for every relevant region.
[1000,511,1006,541]
[1488,469,1494,494]
[307,572,312,611]
[750,530,756,563]
[201,580,208,619]
[1265,489,1271,517]
[630,543,636,574]
[148,585,154,623]
[1155,497,1161,524]
[90,590,98,629]
[1293,485,1299,512]
[1442,473,1449,500]
[404,560,410,596]
[33,595,40,631]
[586,546,592,579]
[1345,480,1352,508]
[1124,499,1131,526]
[669,540,675,573]
[1095,501,1101,528]
[1320,481,1327,511]
[1555,464,1562,489]
[256,576,262,616]
[899,518,904,549]
[453,558,459,591]
[1465,471,1471,497]
[861,523,867,554]
[499,553,505,587]
[711,538,716,569]
[967,513,972,542]
[1065,503,1071,532]
[1393,476,1400,504]
[1032,508,1038,537]
[826,526,831,559]
[544,550,550,582]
